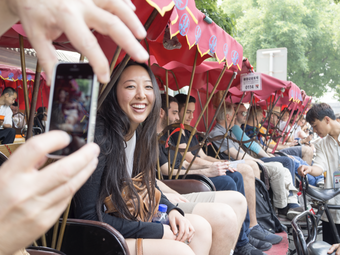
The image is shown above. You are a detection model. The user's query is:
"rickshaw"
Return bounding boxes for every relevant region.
[0,0,248,254]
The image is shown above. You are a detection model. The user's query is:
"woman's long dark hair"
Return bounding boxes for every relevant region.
[95,61,161,221]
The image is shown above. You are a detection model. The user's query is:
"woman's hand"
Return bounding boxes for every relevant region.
[164,193,189,204]
[162,225,177,240]
[168,210,195,243]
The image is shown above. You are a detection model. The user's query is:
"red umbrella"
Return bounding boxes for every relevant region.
[0,64,49,111]
[0,0,243,70]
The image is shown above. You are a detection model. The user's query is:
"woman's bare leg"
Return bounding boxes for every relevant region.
[185,214,212,255]
[126,239,195,255]
[126,214,211,255]
[192,200,242,254]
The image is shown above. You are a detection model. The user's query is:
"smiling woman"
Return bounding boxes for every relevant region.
[116,65,155,134]
[73,61,212,255]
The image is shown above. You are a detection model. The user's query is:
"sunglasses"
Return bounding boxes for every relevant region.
[239,111,247,117]
[272,112,280,117]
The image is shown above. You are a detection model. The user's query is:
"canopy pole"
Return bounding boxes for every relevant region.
[79,54,85,62]
[56,202,71,251]
[235,92,254,160]
[176,63,228,179]
[205,72,209,154]
[100,46,122,95]
[206,71,209,132]
[184,72,239,176]
[165,69,170,179]
[27,60,42,139]
[267,100,293,152]
[196,89,207,131]
[169,70,180,92]
[144,39,151,67]
[19,35,30,125]
[51,221,59,249]
[98,8,158,109]
[169,49,198,179]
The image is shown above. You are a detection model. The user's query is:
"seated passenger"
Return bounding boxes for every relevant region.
[160,95,282,254]
[11,101,25,129]
[208,103,303,220]
[299,103,340,245]
[267,106,314,165]
[0,87,17,144]
[74,62,214,255]
[236,105,323,187]
[233,104,296,181]
[33,107,47,134]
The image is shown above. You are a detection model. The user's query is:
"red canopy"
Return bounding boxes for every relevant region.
[0,0,243,70]
[0,64,49,111]
[151,57,237,91]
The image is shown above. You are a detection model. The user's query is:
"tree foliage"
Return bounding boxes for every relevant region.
[221,0,340,98]
[195,0,236,36]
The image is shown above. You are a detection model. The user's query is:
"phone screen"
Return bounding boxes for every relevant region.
[48,63,97,156]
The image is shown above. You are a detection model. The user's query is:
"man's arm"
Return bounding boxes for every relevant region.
[224,147,263,163]
[298,165,323,177]
[257,148,270,158]
[197,148,221,162]
[3,124,12,129]
[156,180,180,194]
[178,143,215,166]
[160,162,227,178]
[156,180,189,203]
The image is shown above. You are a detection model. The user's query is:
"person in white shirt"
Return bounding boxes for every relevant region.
[298,103,340,245]
[0,87,17,144]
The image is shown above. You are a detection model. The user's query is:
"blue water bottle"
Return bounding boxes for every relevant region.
[152,204,169,224]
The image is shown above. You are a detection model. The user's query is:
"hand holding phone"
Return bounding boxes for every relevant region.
[46,63,99,158]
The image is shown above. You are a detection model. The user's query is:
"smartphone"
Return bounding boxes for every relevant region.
[46,63,99,158]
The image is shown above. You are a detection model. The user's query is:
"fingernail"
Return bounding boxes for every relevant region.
[136,49,149,62]
[127,0,136,10]
[91,157,98,167]
[137,27,147,39]
[91,144,100,156]
[101,73,110,84]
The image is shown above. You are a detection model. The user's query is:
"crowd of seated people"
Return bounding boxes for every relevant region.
[207,102,304,220]
[157,95,282,255]
[240,105,324,187]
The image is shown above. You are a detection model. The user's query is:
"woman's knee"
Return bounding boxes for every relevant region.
[186,214,212,238]
[136,239,195,255]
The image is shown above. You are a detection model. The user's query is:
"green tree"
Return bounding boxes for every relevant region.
[195,0,236,36]
[221,0,340,98]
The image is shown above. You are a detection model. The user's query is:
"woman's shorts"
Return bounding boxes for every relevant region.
[176,192,216,213]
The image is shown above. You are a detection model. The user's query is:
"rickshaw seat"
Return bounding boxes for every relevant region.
[44,218,130,255]
[306,186,340,203]
[308,241,335,255]
[162,174,216,194]
[26,247,66,255]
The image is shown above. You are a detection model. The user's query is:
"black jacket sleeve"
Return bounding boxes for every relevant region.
[73,151,167,239]
[156,182,184,216]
